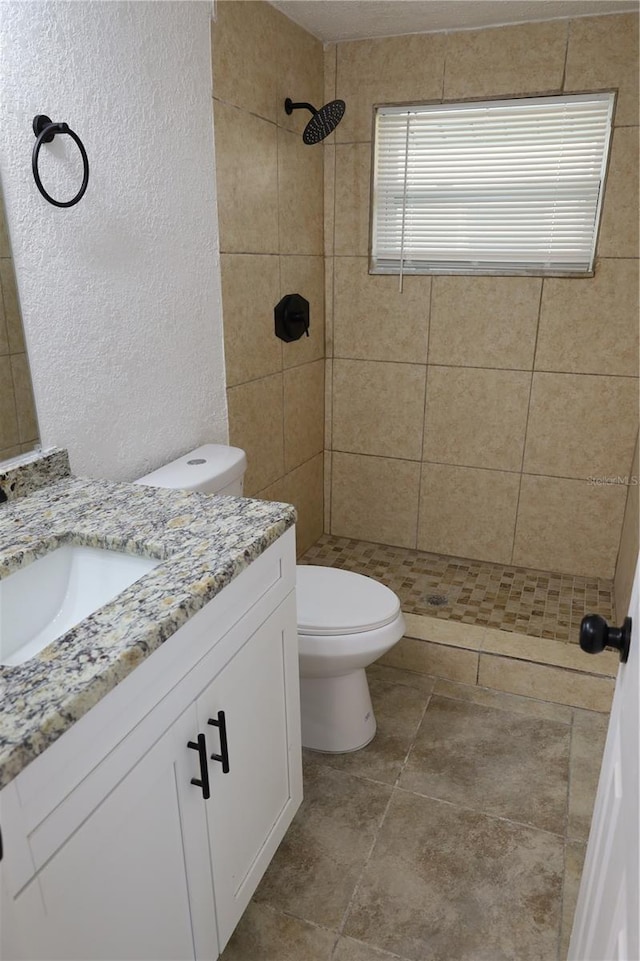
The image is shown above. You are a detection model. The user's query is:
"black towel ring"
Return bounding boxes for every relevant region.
[32,115,89,208]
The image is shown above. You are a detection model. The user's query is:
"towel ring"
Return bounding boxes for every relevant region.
[32,115,89,208]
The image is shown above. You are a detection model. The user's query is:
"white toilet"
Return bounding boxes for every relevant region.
[136,445,405,754]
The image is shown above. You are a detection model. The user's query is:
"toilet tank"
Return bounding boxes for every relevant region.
[135,445,247,497]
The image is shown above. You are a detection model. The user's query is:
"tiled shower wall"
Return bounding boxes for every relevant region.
[324,14,639,581]
[0,186,39,460]
[212,1,324,555]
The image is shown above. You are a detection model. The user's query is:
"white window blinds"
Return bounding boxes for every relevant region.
[371,93,614,276]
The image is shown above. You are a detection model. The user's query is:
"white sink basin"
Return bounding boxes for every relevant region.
[0,546,161,667]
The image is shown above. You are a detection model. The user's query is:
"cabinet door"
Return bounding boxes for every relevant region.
[196,592,302,950]
[12,708,217,961]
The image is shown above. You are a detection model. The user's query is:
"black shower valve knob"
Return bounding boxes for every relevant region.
[275,293,310,342]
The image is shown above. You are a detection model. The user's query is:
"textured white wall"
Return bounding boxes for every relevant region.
[0,0,228,480]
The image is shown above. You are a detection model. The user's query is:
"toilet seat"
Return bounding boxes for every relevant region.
[296,565,401,636]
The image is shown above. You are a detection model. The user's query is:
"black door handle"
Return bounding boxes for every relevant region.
[187,733,211,799]
[579,615,631,663]
[208,711,230,773]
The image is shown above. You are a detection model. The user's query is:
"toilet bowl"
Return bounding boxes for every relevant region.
[297,565,405,753]
[136,446,405,754]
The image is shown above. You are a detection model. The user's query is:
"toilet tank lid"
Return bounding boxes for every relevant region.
[296,565,401,635]
[135,444,247,493]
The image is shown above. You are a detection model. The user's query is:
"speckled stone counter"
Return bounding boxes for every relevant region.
[0,476,295,789]
[0,448,70,502]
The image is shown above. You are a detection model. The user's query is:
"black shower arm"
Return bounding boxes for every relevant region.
[284,98,318,117]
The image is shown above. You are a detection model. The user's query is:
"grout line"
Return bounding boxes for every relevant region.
[560,18,571,93]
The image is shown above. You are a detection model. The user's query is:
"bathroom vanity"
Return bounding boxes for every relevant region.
[0,468,300,960]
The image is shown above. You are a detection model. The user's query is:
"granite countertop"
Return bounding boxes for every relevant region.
[0,476,296,789]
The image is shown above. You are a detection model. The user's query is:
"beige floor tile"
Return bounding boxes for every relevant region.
[482,630,618,678]
[429,276,540,370]
[433,678,574,724]
[334,144,371,257]
[333,258,430,364]
[331,452,421,549]
[560,841,587,960]
[536,260,639,377]
[304,669,432,785]
[333,359,426,461]
[254,761,392,928]
[568,709,609,840]
[334,935,411,960]
[366,663,437,696]
[478,654,615,713]
[221,901,336,961]
[401,695,570,834]
[343,789,564,961]
[403,613,485,650]
[380,637,478,685]
[424,366,531,472]
[284,359,324,472]
[444,21,567,100]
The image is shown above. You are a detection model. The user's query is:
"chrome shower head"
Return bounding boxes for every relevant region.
[284,98,346,144]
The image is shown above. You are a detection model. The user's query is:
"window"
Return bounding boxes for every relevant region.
[371,93,615,278]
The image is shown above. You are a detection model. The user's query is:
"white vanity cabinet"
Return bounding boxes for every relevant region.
[0,528,301,961]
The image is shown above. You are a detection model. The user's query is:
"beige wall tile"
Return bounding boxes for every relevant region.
[227,373,284,495]
[324,448,332,532]
[478,654,615,712]
[444,21,567,100]
[221,254,281,387]
[513,474,627,578]
[214,101,278,254]
[331,451,420,547]
[429,276,541,370]
[599,127,640,259]
[333,359,426,460]
[0,444,21,460]
[278,126,323,255]
[614,434,639,617]
[324,43,337,106]
[0,288,8,355]
[10,354,38,444]
[424,366,531,472]
[335,33,446,143]
[418,463,520,564]
[403,613,486,650]
[324,358,333,448]
[565,13,639,127]
[324,257,334,356]
[482,630,618,677]
[276,12,324,137]
[334,144,371,257]
[434,678,574,723]
[212,1,280,123]
[0,260,25,353]
[380,637,479,685]
[284,359,324,472]
[324,145,335,258]
[334,257,430,363]
[280,256,325,368]
[285,452,325,555]
[536,260,639,377]
[560,840,586,958]
[524,372,639,480]
[0,354,19,450]
[0,201,9,259]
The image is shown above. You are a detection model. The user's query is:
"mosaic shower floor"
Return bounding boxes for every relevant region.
[300,534,615,644]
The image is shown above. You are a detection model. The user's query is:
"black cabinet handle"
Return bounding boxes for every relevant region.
[579,615,632,663]
[187,733,210,799]
[208,711,230,774]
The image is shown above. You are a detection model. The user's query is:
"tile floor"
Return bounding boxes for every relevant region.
[222,664,608,961]
[301,535,615,644]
